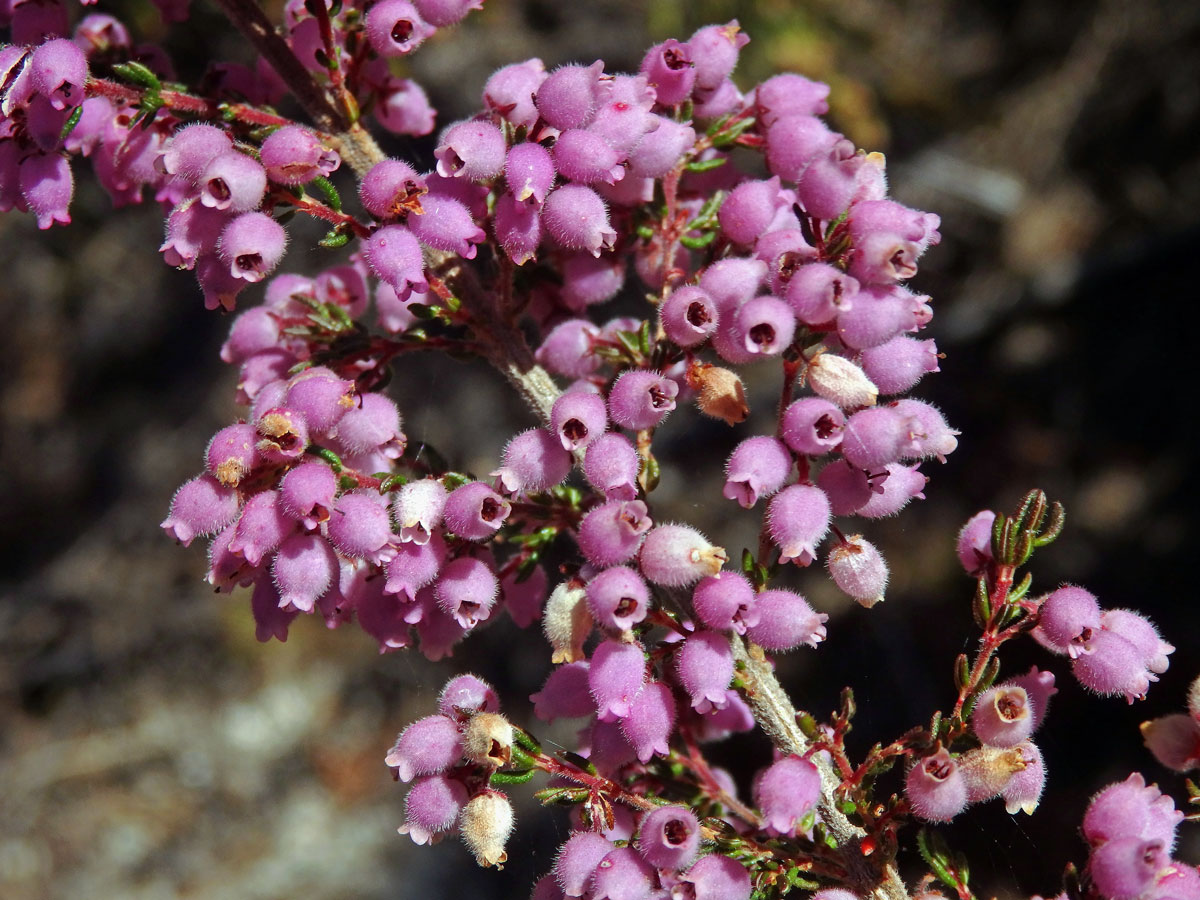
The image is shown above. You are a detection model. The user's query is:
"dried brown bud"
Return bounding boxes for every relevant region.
[462,712,514,768]
[687,362,748,425]
[460,792,514,868]
[543,578,593,663]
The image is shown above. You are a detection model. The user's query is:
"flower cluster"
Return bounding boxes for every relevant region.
[1031,584,1174,703]
[1080,774,1196,900]
[6,3,1194,899]
[905,666,1053,822]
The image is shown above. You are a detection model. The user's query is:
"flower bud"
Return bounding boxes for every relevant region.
[578,500,652,568]
[692,572,759,634]
[399,774,468,846]
[161,474,241,546]
[754,755,820,835]
[385,714,463,782]
[956,510,995,576]
[757,73,830,126]
[677,630,734,713]
[827,534,888,607]
[589,638,647,721]
[492,428,572,494]
[806,351,878,409]
[554,832,615,897]
[745,589,827,651]
[723,436,791,508]
[767,484,831,566]
[620,680,676,762]
[435,555,499,628]
[542,184,616,257]
[259,125,339,184]
[531,661,593,722]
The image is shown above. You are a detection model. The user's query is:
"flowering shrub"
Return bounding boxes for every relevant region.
[3,2,1196,900]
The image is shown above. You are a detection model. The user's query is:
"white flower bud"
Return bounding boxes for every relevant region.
[807,350,878,409]
[460,791,514,868]
[543,578,593,663]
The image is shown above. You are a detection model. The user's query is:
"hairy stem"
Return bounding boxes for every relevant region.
[731,635,910,900]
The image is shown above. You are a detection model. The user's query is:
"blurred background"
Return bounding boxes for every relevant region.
[2,0,1199,897]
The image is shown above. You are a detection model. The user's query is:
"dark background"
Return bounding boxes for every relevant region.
[2,1,1198,897]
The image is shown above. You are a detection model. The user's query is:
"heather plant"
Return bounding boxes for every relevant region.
[3,3,1196,900]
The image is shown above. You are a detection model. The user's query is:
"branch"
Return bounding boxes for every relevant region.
[731,634,910,900]
[213,0,385,176]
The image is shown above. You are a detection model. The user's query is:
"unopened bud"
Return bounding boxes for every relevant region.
[543,578,593,663]
[460,791,514,868]
[687,361,749,425]
[462,712,514,768]
[806,350,878,409]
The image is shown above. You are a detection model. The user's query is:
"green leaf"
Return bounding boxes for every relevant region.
[378,474,408,492]
[513,728,542,755]
[112,61,161,90]
[307,445,344,473]
[680,231,717,250]
[59,104,83,141]
[684,156,727,173]
[711,116,756,148]
[490,769,535,785]
[1033,501,1066,546]
[318,228,350,249]
[309,175,342,212]
[953,653,970,690]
